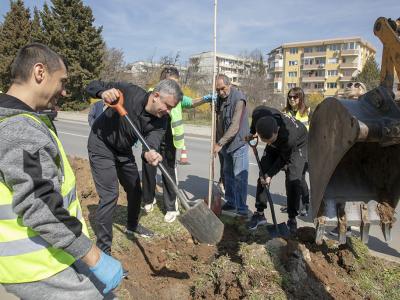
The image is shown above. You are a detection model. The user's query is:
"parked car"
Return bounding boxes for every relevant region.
[38,106,59,121]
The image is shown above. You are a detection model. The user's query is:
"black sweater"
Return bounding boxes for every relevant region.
[86,81,167,156]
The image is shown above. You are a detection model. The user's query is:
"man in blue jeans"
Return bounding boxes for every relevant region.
[213,74,249,217]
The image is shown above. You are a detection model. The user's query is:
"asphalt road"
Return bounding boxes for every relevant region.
[55,118,400,262]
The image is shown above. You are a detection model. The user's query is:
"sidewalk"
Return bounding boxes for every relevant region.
[57,111,211,138]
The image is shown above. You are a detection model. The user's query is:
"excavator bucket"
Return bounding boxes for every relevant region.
[309,86,400,244]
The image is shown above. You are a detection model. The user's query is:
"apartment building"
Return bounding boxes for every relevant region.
[189,51,257,85]
[267,37,376,97]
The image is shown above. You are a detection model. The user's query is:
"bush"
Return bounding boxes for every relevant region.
[60,100,90,111]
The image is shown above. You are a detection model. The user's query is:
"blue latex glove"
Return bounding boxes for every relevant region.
[202,94,217,102]
[89,251,123,294]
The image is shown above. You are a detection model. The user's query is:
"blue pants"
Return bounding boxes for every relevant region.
[221,144,249,213]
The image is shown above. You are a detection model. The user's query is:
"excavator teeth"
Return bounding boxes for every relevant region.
[381,223,392,242]
[360,204,370,244]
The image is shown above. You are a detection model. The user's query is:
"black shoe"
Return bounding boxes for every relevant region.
[247,212,267,230]
[221,203,236,212]
[125,224,154,238]
[299,204,309,216]
[280,206,288,213]
[287,218,297,235]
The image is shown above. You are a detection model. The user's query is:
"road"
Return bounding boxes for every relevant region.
[56,118,400,262]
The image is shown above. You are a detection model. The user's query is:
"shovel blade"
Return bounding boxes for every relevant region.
[179,200,224,244]
[267,223,290,239]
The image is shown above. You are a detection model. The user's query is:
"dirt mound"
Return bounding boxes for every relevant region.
[70,156,400,300]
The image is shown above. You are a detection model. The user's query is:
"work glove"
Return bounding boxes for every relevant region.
[89,251,124,294]
[202,94,217,103]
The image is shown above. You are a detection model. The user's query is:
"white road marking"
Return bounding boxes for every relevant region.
[58,131,88,138]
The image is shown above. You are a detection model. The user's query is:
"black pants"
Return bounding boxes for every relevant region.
[88,147,142,254]
[255,146,306,219]
[142,123,177,212]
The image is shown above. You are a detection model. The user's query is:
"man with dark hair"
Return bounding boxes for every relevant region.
[86,78,183,254]
[141,66,213,223]
[247,106,308,234]
[214,74,250,217]
[0,43,123,299]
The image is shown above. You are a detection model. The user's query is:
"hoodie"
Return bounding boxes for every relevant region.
[0,93,92,259]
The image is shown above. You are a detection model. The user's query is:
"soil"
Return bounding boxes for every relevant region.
[70,156,400,300]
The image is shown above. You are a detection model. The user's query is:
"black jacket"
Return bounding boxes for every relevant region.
[250,106,307,177]
[86,81,167,157]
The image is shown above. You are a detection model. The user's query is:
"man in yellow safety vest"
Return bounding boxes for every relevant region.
[0,43,123,299]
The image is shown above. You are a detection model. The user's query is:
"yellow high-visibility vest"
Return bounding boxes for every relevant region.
[0,113,89,283]
[170,104,185,149]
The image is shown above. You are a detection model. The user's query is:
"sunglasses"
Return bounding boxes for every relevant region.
[347,82,361,88]
[288,95,299,99]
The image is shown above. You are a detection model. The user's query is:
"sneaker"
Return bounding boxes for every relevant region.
[287,218,297,235]
[299,204,309,217]
[125,224,154,238]
[328,226,351,237]
[247,212,267,230]
[218,181,225,195]
[164,211,180,223]
[143,198,156,213]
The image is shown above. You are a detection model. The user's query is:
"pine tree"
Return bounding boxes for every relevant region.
[355,56,381,90]
[41,0,105,103]
[0,0,32,91]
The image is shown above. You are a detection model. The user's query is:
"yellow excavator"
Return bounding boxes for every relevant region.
[309,17,400,244]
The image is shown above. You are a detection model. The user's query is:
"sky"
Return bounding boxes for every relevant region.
[1,0,399,65]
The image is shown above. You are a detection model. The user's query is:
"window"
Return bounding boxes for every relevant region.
[303,58,314,65]
[327,82,337,88]
[274,82,279,89]
[289,60,298,66]
[315,46,326,52]
[327,70,338,76]
[289,48,298,54]
[328,44,341,51]
[327,58,338,64]
[274,73,282,78]
[288,83,297,88]
[314,70,325,77]
[315,57,326,65]
[304,47,313,53]
[288,71,297,77]
[314,83,324,89]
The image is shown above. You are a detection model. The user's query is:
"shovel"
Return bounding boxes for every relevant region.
[248,137,289,238]
[107,91,224,245]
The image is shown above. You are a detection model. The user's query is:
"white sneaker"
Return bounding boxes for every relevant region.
[164,211,180,223]
[143,198,156,213]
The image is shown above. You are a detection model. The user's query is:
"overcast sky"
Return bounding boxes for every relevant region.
[1,0,399,65]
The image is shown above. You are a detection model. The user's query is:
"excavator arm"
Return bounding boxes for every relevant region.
[309,17,400,245]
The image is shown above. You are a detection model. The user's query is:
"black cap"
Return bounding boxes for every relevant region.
[256,116,278,139]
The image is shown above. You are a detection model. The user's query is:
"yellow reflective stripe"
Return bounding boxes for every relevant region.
[171,120,183,127]
[0,247,74,284]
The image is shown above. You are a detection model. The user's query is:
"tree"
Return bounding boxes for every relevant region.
[99,46,126,82]
[307,92,325,111]
[40,0,105,103]
[354,56,380,91]
[0,0,32,90]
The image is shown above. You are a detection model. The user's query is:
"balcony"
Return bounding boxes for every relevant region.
[268,66,283,72]
[273,89,282,94]
[341,49,359,56]
[339,62,358,69]
[303,51,326,57]
[302,88,325,94]
[302,63,325,70]
[338,76,353,81]
[301,76,326,82]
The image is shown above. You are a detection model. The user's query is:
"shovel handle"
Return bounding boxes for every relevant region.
[105,89,128,117]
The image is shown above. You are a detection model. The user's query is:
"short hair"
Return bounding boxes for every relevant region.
[256,116,278,139]
[160,66,180,80]
[153,79,183,103]
[10,43,64,84]
[216,74,230,85]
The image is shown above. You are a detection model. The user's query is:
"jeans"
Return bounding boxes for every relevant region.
[221,144,249,213]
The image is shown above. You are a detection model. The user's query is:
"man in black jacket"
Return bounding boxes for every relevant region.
[247,106,308,234]
[86,79,182,255]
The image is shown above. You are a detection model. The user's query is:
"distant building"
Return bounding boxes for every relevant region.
[266,37,376,97]
[126,61,187,77]
[188,51,261,85]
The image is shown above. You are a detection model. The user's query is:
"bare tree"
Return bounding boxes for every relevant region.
[99,46,126,81]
